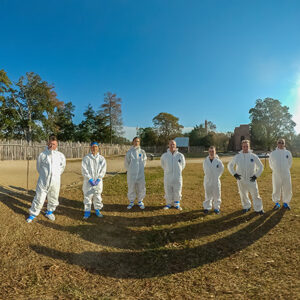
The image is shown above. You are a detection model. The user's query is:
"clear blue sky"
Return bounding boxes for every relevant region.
[1,0,300,138]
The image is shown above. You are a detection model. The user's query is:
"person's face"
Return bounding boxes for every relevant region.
[133,138,140,147]
[242,142,249,153]
[91,145,99,155]
[48,140,58,151]
[209,148,216,158]
[277,140,285,149]
[169,141,177,153]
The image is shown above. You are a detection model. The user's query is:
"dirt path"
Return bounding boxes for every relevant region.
[0,156,233,191]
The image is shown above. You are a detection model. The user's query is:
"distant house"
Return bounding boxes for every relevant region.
[174,137,189,153]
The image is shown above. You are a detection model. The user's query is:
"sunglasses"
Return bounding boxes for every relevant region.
[277,142,284,144]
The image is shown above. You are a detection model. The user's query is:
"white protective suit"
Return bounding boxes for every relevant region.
[269,147,293,204]
[124,146,147,204]
[82,152,107,211]
[161,149,186,206]
[228,151,264,212]
[29,147,66,216]
[203,155,224,210]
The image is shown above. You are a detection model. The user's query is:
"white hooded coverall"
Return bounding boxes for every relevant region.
[269,147,293,204]
[228,151,264,212]
[161,149,186,206]
[203,155,224,210]
[124,146,147,203]
[82,153,107,211]
[29,147,66,216]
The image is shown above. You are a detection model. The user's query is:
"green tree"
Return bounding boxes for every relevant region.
[0,70,18,139]
[55,102,76,141]
[187,121,217,146]
[137,127,158,146]
[75,105,97,142]
[101,92,123,144]
[152,112,183,145]
[249,98,296,150]
[75,105,111,143]
[1,72,61,142]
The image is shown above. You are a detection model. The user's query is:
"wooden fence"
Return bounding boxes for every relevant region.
[0,140,131,160]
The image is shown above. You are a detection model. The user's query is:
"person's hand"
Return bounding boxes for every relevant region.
[94,179,101,186]
[234,173,241,180]
[89,179,95,186]
[250,175,257,182]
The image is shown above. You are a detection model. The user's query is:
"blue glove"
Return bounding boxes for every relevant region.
[89,179,95,186]
[94,179,101,185]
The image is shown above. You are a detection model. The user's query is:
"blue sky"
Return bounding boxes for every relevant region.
[1,0,300,140]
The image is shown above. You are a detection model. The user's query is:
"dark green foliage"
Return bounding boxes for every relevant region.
[249,98,296,150]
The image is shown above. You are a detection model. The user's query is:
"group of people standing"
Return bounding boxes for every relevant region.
[26,135,293,223]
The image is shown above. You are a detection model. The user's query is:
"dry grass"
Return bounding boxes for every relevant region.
[0,159,299,299]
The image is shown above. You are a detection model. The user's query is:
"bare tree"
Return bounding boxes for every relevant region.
[101,92,123,144]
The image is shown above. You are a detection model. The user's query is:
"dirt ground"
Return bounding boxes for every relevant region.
[0,158,299,299]
[0,156,234,191]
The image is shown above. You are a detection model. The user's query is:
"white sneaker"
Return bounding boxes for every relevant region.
[127,202,134,209]
[163,205,171,210]
[26,215,36,223]
[175,205,183,211]
[138,201,145,209]
[45,211,55,221]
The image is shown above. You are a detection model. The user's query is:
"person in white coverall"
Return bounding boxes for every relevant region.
[26,135,66,223]
[161,140,186,210]
[228,140,264,214]
[81,142,107,219]
[125,137,147,209]
[269,138,293,210]
[203,146,224,214]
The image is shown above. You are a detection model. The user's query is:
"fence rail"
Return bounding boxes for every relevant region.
[0,140,131,160]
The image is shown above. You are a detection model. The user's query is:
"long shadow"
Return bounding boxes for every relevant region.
[31,209,285,278]
[0,185,79,219]
[0,186,33,216]
[103,203,164,213]
[39,210,253,250]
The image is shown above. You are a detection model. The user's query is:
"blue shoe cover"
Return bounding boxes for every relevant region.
[95,209,103,217]
[83,211,91,219]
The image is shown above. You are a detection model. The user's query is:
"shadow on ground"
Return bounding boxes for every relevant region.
[31,209,285,278]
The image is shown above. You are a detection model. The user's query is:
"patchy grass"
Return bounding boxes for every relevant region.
[0,159,299,299]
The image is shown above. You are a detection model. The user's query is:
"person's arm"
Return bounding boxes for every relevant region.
[203,160,207,175]
[60,154,66,175]
[288,151,293,169]
[142,150,147,167]
[181,154,186,170]
[227,156,236,176]
[36,153,42,174]
[124,150,131,171]
[81,157,92,181]
[254,155,264,178]
[269,152,274,171]
[160,154,165,170]
[98,157,107,179]
[218,159,225,176]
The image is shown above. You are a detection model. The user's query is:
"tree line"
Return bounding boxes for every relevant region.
[0,70,124,144]
[137,99,299,152]
[1,69,299,152]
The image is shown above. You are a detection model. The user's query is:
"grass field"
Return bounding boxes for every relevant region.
[0,159,299,299]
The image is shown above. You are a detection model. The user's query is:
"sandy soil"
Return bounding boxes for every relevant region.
[0,156,233,191]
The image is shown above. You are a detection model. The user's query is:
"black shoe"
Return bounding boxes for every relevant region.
[242,208,250,213]
[203,209,209,214]
[257,210,264,215]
